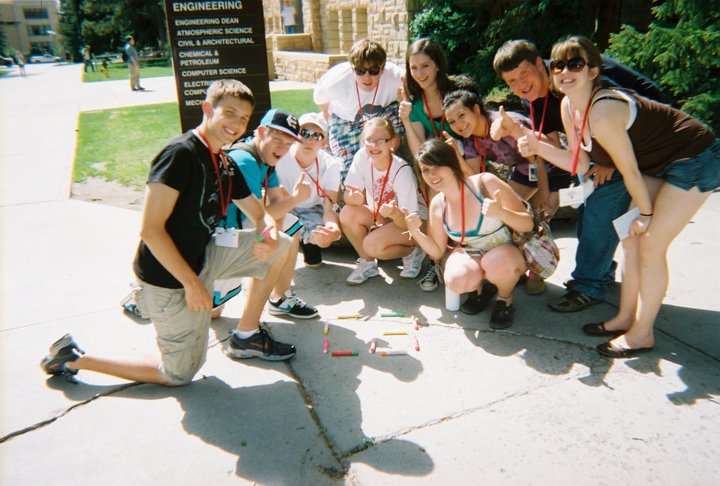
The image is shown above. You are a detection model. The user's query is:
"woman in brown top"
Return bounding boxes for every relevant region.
[518,35,720,358]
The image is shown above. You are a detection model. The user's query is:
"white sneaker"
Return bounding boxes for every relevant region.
[346,258,379,285]
[400,246,425,279]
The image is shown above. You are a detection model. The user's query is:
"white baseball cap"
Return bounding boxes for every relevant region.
[298,112,328,134]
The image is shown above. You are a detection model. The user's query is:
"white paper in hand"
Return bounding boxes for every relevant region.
[612,207,641,240]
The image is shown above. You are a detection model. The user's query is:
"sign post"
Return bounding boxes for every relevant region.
[164,0,271,134]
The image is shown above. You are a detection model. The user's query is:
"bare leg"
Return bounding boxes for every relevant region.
[608,182,710,350]
[270,232,300,301]
[68,355,172,385]
[482,244,526,304]
[236,244,289,332]
[339,204,374,260]
[443,249,484,294]
[364,223,414,260]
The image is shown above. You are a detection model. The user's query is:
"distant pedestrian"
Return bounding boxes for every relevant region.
[101,59,109,78]
[281,0,297,34]
[16,53,26,77]
[124,35,144,91]
[82,44,95,73]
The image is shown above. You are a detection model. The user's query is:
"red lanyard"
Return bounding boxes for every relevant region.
[472,135,487,173]
[421,91,445,139]
[569,95,593,177]
[528,88,549,140]
[445,182,466,249]
[355,79,380,125]
[370,156,393,222]
[297,157,333,201]
[197,130,232,217]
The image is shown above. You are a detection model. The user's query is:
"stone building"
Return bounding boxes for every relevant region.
[0,0,64,57]
[261,0,423,82]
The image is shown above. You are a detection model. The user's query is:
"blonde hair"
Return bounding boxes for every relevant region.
[361,117,396,139]
[205,79,255,108]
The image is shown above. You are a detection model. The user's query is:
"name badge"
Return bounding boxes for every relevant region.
[528,163,538,182]
[213,227,239,248]
[558,178,595,208]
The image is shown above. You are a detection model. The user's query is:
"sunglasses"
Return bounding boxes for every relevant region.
[299,128,325,141]
[353,65,382,76]
[549,57,588,74]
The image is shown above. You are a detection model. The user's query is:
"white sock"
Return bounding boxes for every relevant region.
[234,329,258,339]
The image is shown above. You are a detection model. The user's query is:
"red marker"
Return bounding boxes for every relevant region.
[411,315,420,330]
[412,335,420,352]
[322,338,329,354]
[257,227,271,243]
[331,350,358,357]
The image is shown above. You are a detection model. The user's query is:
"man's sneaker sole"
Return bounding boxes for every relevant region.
[268,307,319,319]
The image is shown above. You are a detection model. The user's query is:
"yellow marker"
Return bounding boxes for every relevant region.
[323,322,329,335]
[337,314,362,319]
[383,331,408,336]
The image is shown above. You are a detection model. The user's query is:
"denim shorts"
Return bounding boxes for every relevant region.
[656,139,720,192]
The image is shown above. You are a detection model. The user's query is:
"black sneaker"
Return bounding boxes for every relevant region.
[419,263,441,292]
[41,334,85,376]
[224,328,296,361]
[301,241,323,268]
[548,289,602,313]
[489,300,514,329]
[460,281,498,315]
[269,290,319,319]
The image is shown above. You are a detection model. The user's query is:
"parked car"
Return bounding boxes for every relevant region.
[29,53,61,63]
[0,55,14,67]
[95,52,123,64]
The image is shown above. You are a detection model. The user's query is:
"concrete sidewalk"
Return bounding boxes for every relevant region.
[1,63,719,485]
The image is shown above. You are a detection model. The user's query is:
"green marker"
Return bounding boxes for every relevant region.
[381,311,405,317]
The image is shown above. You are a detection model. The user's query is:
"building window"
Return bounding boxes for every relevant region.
[28,24,51,36]
[24,8,49,20]
[31,42,52,54]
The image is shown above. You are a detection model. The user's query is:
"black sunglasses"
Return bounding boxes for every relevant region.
[549,57,589,74]
[353,65,382,76]
[299,128,325,141]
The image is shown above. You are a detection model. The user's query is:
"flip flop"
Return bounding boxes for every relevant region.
[582,322,625,338]
[596,341,653,358]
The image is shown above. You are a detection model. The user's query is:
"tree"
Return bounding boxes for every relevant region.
[59,0,167,59]
[606,0,720,131]
[411,0,603,102]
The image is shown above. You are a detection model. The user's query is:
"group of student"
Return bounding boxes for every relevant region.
[41,34,719,387]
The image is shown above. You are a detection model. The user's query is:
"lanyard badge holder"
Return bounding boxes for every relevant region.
[558,96,593,208]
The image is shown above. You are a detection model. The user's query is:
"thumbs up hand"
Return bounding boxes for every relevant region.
[398,87,412,121]
[344,184,364,206]
[490,106,518,140]
[482,188,506,219]
[292,172,311,203]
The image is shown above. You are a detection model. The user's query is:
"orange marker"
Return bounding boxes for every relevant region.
[380,350,407,357]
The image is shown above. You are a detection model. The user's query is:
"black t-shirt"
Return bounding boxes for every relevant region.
[522,55,666,136]
[133,131,252,288]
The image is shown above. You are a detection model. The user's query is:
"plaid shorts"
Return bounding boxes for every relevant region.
[328,102,404,180]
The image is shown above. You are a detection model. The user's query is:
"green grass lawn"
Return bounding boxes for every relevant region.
[74,89,316,188]
[83,61,174,82]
